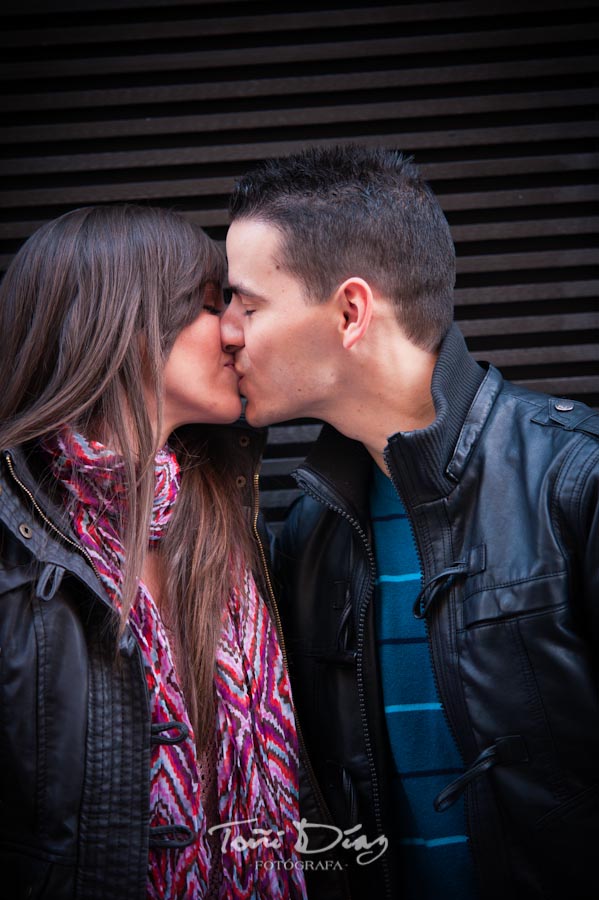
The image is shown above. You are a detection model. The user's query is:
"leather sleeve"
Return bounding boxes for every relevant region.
[0,522,86,900]
[579,444,599,655]
[556,437,599,657]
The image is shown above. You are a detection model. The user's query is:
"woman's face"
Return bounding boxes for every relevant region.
[160,284,242,441]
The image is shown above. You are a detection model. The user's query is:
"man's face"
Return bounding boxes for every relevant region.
[221,219,338,427]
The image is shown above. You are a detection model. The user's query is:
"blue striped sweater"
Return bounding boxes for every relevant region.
[369,463,477,899]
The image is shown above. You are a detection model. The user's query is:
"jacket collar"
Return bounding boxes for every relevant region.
[3,442,81,541]
[1,442,116,609]
[295,323,491,518]
[293,423,373,525]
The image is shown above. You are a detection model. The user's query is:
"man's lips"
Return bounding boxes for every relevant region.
[234,369,248,396]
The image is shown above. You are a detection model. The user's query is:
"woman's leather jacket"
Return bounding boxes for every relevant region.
[275,325,599,900]
[0,425,266,900]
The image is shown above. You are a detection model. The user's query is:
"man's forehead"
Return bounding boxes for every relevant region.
[226,244,282,297]
[227,217,283,256]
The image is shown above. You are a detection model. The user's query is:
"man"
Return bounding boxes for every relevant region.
[220,145,599,900]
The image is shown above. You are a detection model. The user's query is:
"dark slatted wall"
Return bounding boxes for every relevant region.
[1,0,597,529]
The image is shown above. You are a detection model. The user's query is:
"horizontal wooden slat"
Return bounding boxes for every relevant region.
[454,281,599,306]
[2,0,595,19]
[0,183,233,207]
[514,376,599,395]
[442,185,599,211]
[450,216,599,243]
[260,458,306,477]
[3,1,597,45]
[479,343,599,367]
[428,154,599,182]
[1,23,596,81]
[458,312,599,337]
[0,0,250,12]
[266,425,323,445]
[456,249,598,274]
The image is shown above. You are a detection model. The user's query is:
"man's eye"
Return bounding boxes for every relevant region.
[243,309,255,317]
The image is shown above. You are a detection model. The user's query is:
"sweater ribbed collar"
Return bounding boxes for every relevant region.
[385,323,487,505]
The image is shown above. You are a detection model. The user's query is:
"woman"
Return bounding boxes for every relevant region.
[0,205,306,900]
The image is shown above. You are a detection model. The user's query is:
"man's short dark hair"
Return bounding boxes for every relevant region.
[229,144,456,351]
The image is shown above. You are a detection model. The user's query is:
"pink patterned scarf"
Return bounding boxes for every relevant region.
[45,429,306,900]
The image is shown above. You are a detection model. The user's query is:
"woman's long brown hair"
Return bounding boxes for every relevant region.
[0,204,251,749]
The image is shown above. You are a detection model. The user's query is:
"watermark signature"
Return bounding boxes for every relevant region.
[208,817,388,866]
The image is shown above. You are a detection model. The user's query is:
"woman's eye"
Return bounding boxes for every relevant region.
[204,304,223,316]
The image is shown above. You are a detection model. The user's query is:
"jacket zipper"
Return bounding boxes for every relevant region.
[295,470,393,900]
[251,474,346,830]
[4,450,103,584]
[382,451,479,885]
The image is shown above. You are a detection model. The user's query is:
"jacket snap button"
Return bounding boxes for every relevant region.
[555,401,574,412]
[19,523,33,539]
[239,435,250,448]
[236,475,247,488]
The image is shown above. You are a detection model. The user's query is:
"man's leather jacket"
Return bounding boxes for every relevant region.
[275,324,599,900]
[0,425,266,900]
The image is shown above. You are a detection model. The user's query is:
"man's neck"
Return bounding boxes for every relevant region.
[322,335,438,473]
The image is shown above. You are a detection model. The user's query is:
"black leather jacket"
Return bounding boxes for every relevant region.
[275,325,599,900]
[0,425,266,900]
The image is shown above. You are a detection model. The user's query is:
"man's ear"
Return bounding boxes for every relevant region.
[334,277,374,350]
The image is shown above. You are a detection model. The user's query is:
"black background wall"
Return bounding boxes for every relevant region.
[1,0,597,529]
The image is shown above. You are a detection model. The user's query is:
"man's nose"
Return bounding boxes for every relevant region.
[220,297,245,353]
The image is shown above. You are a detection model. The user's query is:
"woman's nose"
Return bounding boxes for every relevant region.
[220,298,245,353]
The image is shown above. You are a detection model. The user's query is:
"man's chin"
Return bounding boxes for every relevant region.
[243,403,269,428]
[243,399,285,428]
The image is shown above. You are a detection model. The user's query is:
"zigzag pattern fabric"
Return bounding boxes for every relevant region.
[215,567,304,897]
[45,429,306,900]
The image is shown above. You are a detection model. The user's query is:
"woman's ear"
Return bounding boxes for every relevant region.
[334,277,374,350]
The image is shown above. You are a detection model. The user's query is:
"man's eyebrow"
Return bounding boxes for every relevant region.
[227,281,265,301]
